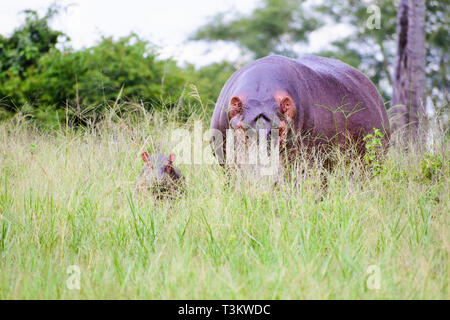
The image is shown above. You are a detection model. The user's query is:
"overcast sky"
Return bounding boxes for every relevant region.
[0,0,351,67]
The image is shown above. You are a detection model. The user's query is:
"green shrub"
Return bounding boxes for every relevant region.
[363,128,384,174]
[0,6,235,127]
[420,152,444,181]
[0,8,63,113]
[28,35,186,107]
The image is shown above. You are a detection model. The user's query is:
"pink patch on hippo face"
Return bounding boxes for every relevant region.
[274,91,296,122]
[141,151,152,169]
[228,96,244,121]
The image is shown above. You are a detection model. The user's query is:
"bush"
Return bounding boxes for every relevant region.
[1,35,190,127]
[28,35,186,107]
[420,152,444,181]
[0,6,235,128]
[0,7,63,113]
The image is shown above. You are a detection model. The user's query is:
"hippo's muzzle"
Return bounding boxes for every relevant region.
[228,95,295,149]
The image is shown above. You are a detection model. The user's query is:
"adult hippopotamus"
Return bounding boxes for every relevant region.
[210,55,390,164]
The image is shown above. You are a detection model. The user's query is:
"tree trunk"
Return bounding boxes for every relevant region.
[391,0,426,143]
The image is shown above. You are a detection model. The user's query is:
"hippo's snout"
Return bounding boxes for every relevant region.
[255,114,283,138]
[232,116,286,150]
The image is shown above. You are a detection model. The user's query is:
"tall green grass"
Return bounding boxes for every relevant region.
[0,106,448,299]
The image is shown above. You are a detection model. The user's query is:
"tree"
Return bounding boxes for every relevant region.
[315,0,448,106]
[0,7,63,77]
[0,7,189,126]
[314,0,398,101]
[391,0,426,141]
[14,35,188,126]
[0,7,64,113]
[194,0,448,109]
[30,35,186,107]
[192,0,321,59]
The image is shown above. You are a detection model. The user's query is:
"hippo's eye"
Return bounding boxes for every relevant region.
[228,96,243,120]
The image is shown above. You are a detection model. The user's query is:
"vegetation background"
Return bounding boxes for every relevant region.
[0,0,448,299]
[0,1,447,128]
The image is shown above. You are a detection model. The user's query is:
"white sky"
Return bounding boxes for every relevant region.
[0,0,352,67]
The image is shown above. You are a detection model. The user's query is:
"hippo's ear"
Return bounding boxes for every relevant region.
[280,96,296,121]
[141,152,152,169]
[228,96,243,119]
[168,153,176,164]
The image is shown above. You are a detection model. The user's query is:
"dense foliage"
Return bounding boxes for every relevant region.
[192,0,321,58]
[0,2,447,128]
[0,8,235,126]
[0,8,62,78]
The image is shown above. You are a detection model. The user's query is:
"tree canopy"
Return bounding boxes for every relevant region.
[192,0,321,59]
[0,2,447,130]
[193,0,448,107]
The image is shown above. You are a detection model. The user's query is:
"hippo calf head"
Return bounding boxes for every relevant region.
[135,152,184,197]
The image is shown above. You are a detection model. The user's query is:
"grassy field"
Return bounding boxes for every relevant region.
[0,107,448,299]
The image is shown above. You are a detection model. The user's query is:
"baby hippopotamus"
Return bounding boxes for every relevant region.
[135,152,184,198]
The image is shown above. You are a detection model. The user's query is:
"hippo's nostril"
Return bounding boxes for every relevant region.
[256,114,271,124]
[254,115,271,131]
[255,114,269,123]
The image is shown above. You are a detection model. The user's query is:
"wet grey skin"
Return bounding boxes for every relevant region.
[135,153,184,198]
